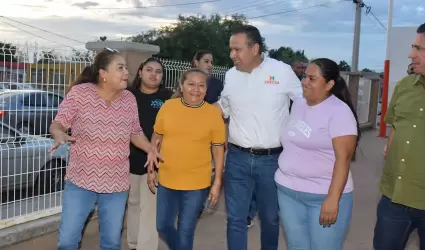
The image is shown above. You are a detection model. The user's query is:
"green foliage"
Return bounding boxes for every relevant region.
[0,42,18,62]
[338,60,351,72]
[128,14,252,66]
[361,68,375,72]
[268,46,308,65]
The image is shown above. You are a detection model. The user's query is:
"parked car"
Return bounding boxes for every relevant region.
[8,83,37,90]
[0,82,37,92]
[0,90,64,136]
[0,122,69,194]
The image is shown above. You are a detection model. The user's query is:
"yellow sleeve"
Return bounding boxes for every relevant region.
[210,107,226,145]
[384,82,400,126]
[154,103,166,135]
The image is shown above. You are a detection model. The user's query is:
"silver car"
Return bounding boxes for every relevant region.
[0,122,69,195]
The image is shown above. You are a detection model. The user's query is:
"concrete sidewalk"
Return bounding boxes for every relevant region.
[3,130,421,250]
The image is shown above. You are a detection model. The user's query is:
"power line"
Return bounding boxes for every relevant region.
[12,0,222,10]
[90,0,221,9]
[364,4,386,31]
[0,20,77,49]
[247,0,349,20]
[220,0,264,15]
[0,16,85,44]
[223,0,287,15]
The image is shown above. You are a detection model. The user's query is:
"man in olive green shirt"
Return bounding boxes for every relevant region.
[374,23,425,250]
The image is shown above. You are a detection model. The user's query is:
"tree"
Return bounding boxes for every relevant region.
[70,49,93,62]
[0,42,18,62]
[268,46,308,64]
[99,36,107,41]
[338,60,351,72]
[128,14,257,66]
[37,50,59,63]
[361,68,375,73]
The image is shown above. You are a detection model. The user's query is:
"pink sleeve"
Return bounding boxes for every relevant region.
[129,94,143,136]
[329,104,358,138]
[54,86,79,129]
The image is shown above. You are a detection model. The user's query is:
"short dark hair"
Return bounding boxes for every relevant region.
[231,25,265,53]
[417,23,425,34]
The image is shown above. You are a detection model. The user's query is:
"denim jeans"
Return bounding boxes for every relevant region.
[249,192,257,219]
[58,181,128,250]
[224,144,280,250]
[277,184,353,250]
[156,184,208,250]
[373,195,425,250]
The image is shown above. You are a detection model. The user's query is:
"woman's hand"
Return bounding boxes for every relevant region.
[49,131,75,155]
[319,196,339,227]
[147,170,158,194]
[208,182,221,207]
[144,139,163,170]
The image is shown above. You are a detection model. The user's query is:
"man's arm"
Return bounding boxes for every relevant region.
[383,83,400,158]
[282,63,303,101]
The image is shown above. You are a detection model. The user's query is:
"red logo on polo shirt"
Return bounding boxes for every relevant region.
[264,75,280,84]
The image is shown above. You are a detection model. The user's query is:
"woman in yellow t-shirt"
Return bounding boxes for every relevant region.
[148,68,225,250]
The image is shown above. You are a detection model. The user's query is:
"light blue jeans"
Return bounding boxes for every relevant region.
[58,181,128,250]
[277,183,353,250]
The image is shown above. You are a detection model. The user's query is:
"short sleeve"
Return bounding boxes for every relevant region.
[281,62,303,101]
[384,82,400,126]
[54,86,79,129]
[154,103,166,135]
[210,108,226,145]
[216,72,230,118]
[128,94,142,136]
[329,104,358,138]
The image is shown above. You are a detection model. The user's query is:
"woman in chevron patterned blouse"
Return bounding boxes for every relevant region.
[49,48,162,250]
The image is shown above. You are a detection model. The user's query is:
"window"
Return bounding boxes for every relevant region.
[0,125,17,143]
[22,93,47,107]
[46,94,64,108]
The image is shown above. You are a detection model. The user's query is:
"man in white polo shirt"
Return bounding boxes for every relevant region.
[215,25,302,250]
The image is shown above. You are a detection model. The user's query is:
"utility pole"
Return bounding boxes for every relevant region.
[351,0,364,72]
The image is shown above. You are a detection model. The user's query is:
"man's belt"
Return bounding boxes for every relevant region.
[229,143,283,156]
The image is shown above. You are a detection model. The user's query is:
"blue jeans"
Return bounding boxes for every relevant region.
[156,184,208,250]
[58,181,128,250]
[225,145,280,250]
[249,193,257,219]
[373,195,425,250]
[277,184,353,250]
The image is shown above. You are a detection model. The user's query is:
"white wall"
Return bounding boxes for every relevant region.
[388,26,417,100]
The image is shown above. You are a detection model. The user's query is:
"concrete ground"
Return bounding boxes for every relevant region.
[3,130,421,250]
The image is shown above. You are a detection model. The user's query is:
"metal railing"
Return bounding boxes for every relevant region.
[0,42,229,229]
[158,58,229,89]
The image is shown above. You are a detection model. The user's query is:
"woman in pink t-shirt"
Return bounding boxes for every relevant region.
[50,48,161,250]
[275,58,360,250]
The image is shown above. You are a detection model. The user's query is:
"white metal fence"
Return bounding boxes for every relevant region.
[159,58,228,89]
[0,42,229,229]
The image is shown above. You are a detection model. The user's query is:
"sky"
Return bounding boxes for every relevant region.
[0,0,424,71]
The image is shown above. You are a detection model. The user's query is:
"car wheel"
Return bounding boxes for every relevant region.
[35,160,66,195]
[17,122,33,135]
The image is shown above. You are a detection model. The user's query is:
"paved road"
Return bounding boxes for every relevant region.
[3,130,421,250]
